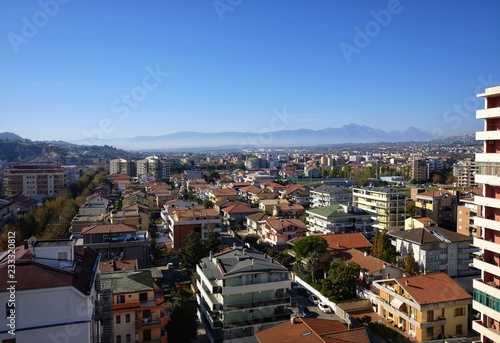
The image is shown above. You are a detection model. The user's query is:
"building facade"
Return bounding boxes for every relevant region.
[352,187,406,231]
[196,246,291,343]
[5,164,67,198]
[472,85,500,342]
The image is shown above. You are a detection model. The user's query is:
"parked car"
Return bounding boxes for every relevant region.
[308,294,320,305]
[318,303,332,313]
[298,305,312,317]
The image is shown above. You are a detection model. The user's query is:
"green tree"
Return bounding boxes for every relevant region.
[371,229,398,264]
[321,259,360,302]
[165,286,198,343]
[178,231,207,275]
[292,235,328,260]
[243,234,259,246]
[404,249,420,275]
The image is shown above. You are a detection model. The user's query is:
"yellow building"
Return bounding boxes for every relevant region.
[100,269,168,343]
[372,272,471,341]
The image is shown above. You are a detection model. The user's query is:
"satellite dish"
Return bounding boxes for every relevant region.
[28,236,37,246]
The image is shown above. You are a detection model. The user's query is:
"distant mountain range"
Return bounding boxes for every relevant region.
[68,124,440,150]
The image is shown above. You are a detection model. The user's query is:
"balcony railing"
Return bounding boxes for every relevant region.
[223,313,290,329]
[221,297,291,311]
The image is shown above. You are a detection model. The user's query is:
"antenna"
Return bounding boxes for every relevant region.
[28,236,37,246]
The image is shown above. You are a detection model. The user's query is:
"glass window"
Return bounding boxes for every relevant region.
[116,315,121,324]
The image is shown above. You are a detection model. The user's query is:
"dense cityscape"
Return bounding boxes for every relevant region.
[0,99,495,343]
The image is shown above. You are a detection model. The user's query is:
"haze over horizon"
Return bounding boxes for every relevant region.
[1,1,499,143]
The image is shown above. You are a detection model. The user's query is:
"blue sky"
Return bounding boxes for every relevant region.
[1,0,499,142]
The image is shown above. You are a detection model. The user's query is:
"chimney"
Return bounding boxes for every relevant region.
[406,279,409,286]
[23,239,29,249]
[364,250,368,257]
[209,251,213,261]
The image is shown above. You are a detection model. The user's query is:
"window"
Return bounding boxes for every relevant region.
[456,324,463,335]
[117,295,125,304]
[116,315,121,324]
[126,334,131,343]
[125,314,130,323]
[455,307,465,317]
[116,335,121,343]
[139,293,148,302]
[143,309,151,318]
[426,327,434,339]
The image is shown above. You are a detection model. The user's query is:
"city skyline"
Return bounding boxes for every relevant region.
[1,1,499,143]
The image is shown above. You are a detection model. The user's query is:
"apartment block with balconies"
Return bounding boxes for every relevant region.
[352,187,406,231]
[100,269,167,343]
[196,246,291,343]
[472,85,500,343]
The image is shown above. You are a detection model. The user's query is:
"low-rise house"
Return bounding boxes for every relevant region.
[415,190,458,228]
[246,212,269,234]
[243,172,275,186]
[221,203,261,228]
[197,246,291,342]
[306,204,374,240]
[239,185,277,204]
[260,217,306,250]
[291,233,372,270]
[110,203,150,231]
[338,248,404,285]
[259,199,288,214]
[209,188,239,203]
[260,181,286,194]
[6,193,39,214]
[278,184,310,205]
[273,202,305,218]
[256,318,369,343]
[372,272,472,341]
[389,227,477,276]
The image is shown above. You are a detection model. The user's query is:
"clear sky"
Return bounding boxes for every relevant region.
[1,0,499,142]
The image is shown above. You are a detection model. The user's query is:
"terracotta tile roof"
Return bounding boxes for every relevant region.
[339,248,386,274]
[99,259,138,272]
[312,233,372,251]
[416,189,455,198]
[265,217,306,230]
[395,272,471,305]
[246,212,269,222]
[222,204,260,214]
[82,223,137,234]
[414,217,436,225]
[173,206,219,221]
[255,317,369,343]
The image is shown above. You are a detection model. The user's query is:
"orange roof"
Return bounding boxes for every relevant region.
[221,204,260,214]
[211,188,238,197]
[340,248,386,274]
[313,233,372,251]
[265,217,306,230]
[99,259,138,272]
[82,223,137,234]
[255,317,369,343]
[395,272,471,305]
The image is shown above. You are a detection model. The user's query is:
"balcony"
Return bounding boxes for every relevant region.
[476,153,500,164]
[222,280,290,296]
[221,297,291,311]
[473,300,500,323]
[474,236,500,254]
[474,278,500,301]
[475,174,500,187]
[472,319,500,343]
[135,317,161,330]
[474,257,500,278]
[473,216,500,232]
[475,195,500,209]
[477,106,500,119]
[477,130,500,141]
[223,313,290,329]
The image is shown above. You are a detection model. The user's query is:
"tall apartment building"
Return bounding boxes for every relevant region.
[4,164,67,198]
[109,158,135,176]
[472,85,500,342]
[352,187,406,231]
[196,246,291,343]
[455,158,477,188]
[411,159,428,181]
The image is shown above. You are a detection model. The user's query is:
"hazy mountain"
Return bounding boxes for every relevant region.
[0,132,25,141]
[70,124,437,150]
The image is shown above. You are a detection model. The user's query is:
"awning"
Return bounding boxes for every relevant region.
[390,297,404,309]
